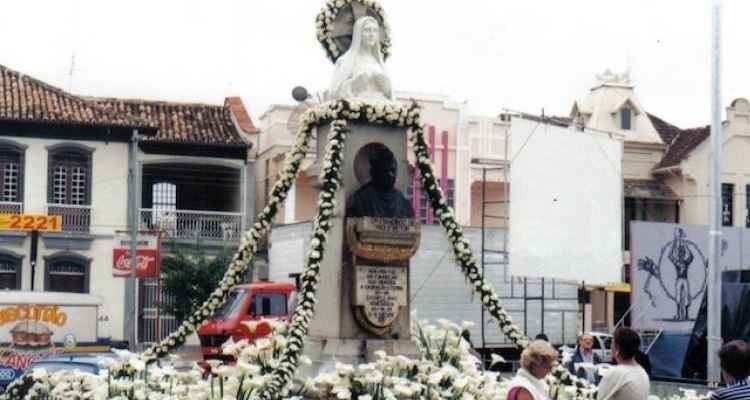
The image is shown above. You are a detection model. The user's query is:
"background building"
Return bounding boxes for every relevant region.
[0,64,258,346]
[254,92,511,228]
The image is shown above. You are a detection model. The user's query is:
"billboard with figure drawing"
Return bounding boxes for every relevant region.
[631,221,742,332]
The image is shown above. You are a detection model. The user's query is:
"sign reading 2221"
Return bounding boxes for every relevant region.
[0,214,62,232]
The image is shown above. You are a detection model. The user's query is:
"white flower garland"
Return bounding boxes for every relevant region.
[257,119,348,399]
[247,99,597,399]
[197,99,594,398]
[139,105,321,360]
[2,101,708,400]
[315,0,391,62]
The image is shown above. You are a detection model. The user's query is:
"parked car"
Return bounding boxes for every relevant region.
[197,282,297,364]
[28,352,119,375]
[589,332,613,363]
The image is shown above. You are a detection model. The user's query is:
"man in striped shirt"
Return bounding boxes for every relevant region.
[711,340,750,400]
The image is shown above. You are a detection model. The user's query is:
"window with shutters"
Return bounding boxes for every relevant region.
[45,253,91,293]
[0,143,24,205]
[47,146,92,205]
[0,253,22,290]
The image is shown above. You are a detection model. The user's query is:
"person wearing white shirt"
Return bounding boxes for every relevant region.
[506,340,559,400]
[596,327,650,400]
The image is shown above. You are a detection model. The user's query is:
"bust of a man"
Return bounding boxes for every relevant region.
[346,147,414,219]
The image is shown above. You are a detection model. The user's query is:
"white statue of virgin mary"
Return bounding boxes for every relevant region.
[329,16,394,102]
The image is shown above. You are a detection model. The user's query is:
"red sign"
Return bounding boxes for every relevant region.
[112,231,161,278]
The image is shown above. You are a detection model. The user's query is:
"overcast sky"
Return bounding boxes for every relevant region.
[1,0,748,128]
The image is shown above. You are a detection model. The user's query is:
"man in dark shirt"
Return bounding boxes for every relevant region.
[711,340,750,400]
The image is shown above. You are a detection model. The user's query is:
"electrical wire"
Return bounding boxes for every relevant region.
[410,248,451,302]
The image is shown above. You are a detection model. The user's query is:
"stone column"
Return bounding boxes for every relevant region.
[301,122,418,374]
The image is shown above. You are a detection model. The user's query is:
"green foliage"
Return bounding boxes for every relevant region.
[160,242,239,324]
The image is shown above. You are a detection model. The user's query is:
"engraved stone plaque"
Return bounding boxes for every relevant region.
[346,217,420,262]
[354,265,407,328]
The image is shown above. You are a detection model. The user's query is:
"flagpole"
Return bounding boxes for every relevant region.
[707,0,723,386]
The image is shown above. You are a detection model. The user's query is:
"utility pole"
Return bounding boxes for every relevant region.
[124,129,140,350]
[707,0,723,386]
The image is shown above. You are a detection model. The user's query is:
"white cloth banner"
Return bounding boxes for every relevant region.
[509,117,623,284]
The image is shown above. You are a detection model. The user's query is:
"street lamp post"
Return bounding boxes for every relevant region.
[707,0,723,386]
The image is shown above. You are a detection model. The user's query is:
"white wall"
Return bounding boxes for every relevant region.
[508,118,624,285]
[2,135,130,341]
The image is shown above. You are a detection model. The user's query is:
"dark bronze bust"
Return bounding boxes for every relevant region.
[346,147,414,219]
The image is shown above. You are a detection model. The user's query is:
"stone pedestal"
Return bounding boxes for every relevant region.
[301,122,420,376]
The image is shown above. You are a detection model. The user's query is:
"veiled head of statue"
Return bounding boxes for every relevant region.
[369,147,397,191]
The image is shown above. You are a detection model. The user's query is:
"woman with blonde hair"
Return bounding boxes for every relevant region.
[507,340,558,400]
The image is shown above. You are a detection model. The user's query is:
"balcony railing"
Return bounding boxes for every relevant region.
[47,204,91,233]
[0,201,22,214]
[140,209,244,241]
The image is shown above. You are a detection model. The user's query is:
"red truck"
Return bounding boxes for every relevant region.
[197,281,296,363]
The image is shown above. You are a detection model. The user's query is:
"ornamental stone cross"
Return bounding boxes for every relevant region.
[329,1,385,56]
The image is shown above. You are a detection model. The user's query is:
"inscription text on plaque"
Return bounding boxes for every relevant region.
[354,265,407,328]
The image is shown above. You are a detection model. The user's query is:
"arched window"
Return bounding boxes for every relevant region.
[153,181,176,215]
[0,141,25,211]
[44,252,91,293]
[151,182,177,232]
[0,252,22,290]
[47,145,93,206]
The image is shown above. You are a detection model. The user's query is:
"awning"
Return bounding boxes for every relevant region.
[606,282,631,293]
[623,179,679,201]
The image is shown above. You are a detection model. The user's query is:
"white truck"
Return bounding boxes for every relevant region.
[0,291,103,387]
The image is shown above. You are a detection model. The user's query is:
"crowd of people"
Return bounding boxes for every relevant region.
[503,328,750,400]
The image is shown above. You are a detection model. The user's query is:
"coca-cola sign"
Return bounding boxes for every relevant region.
[112,231,160,278]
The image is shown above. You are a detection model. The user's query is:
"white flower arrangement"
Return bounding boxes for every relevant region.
[315,0,391,63]
[1,100,714,400]
[3,319,712,400]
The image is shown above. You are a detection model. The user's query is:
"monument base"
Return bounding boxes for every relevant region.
[298,336,419,377]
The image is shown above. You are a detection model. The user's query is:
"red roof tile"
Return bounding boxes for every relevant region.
[0,64,154,129]
[224,97,259,134]
[649,113,709,169]
[92,98,250,147]
[0,64,250,148]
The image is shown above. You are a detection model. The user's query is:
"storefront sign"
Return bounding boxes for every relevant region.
[112,231,161,278]
[0,303,97,387]
[0,214,62,232]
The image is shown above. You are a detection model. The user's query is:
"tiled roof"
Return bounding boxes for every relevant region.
[649,113,710,169]
[647,114,682,144]
[225,97,259,134]
[624,179,679,200]
[0,63,252,148]
[0,64,154,129]
[92,98,250,147]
